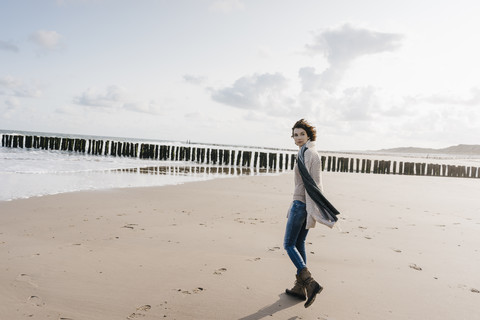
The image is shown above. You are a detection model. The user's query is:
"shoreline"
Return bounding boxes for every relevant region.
[0,163,280,202]
[1,172,479,319]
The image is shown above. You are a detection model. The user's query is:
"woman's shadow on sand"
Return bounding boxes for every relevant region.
[237,293,303,320]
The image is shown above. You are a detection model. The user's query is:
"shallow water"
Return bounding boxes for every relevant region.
[0,147,276,201]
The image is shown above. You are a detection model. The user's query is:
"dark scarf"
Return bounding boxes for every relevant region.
[298,143,340,224]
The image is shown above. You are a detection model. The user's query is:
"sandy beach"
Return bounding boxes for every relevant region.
[1,172,479,320]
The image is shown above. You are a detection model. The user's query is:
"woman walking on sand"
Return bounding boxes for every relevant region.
[284,119,339,308]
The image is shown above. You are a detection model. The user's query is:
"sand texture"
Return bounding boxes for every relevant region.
[1,172,479,319]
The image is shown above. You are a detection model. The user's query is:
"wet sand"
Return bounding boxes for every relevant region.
[0,172,479,319]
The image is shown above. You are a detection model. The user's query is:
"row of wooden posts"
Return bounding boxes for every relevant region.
[326,157,479,178]
[1,134,290,170]
[2,134,479,178]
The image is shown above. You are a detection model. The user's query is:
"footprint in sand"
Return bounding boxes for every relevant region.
[192,287,204,293]
[457,284,480,294]
[268,246,280,252]
[234,218,246,224]
[127,305,151,319]
[235,217,265,225]
[137,305,152,311]
[16,274,38,288]
[214,268,227,275]
[28,295,45,307]
[178,287,205,294]
[409,263,422,271]
[248,218,265,224]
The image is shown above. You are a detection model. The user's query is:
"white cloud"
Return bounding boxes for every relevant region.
[183,74,207,85]
[296,85,385,123]
[74,85,126,108]
[55,104,81,115]
[1,96,21,120]
[307,24,403,65]
[29,30,63,50]
[211,73,295,114]
[335,86,380,121]
[74,85,164,115]
[209,25,405,128]
[185,112,202,120]
[244,110,275,122]
[257,45,273,59]
[303,24,403,92]
[0,40,19,53]
[0,76,20,94]
[209,0,245,13]
[0,75,43,98]
[298,66,323,92]
[124,101,164,115]
[385,88,480,140]
[423,87,480,107]
[5,97,20,108]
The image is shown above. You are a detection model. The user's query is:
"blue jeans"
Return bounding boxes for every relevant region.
[284,200,309,274]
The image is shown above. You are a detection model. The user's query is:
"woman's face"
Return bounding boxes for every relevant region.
[293,128,309,147]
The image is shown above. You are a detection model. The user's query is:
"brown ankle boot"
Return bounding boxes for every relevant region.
[298,268,323,308]
[285,274,306,300]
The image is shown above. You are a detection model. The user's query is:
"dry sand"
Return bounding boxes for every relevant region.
[1,172,479,320]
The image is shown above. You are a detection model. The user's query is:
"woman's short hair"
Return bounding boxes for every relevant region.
[291,119,317,141]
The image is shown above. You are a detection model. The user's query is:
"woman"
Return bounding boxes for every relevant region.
[284,119,337,308]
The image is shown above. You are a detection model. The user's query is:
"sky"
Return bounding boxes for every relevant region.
[1,0,479,151]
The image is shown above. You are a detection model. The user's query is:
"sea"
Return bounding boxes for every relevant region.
[0,130,294,202]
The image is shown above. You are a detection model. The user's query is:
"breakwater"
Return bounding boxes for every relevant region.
[322,156,479,178]
[2,134,479,178]
[1,134,295,171]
